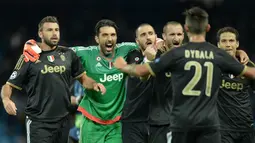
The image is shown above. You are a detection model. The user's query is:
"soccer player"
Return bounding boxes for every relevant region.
[147,21,185,143]
[217,27,255,143]
[113,7,255,143]
[70,20,140,143]
[1,16,105,143]
[121,23,157,143]
[21,19,141,143]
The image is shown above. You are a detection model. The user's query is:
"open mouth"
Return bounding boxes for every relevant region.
[146,41,153,46]
[172,41,180,46]
[105,44,113,51]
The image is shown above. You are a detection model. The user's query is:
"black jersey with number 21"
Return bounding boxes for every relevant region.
[148,42,246,131]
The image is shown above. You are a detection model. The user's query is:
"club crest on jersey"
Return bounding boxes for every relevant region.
[96,56,101,61]
[135,57,139,62]
[228,74,234,79]
[10,71,17,80]
[60,55,66,61]
[47,55,55,62]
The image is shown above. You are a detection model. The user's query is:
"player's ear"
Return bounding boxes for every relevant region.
[154,34,158,44]
[38,30,42,39]
[236,41,239,48]
[162,33,166,41]
[135,37,139,45]
[184,24,189,33]
[206,24,211,32]
[95,35,99,44]
[217,42,220,48]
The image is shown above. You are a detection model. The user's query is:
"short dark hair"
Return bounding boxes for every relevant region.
[216,27,239,42]
[183,7,209,34]
[38,16,59,31]
[163,21,182,33]
[94,19,118,36]
[135,23,154,37]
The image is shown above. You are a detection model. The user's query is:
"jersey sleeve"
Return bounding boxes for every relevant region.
[216,49,246,76]
[247,61,255,90]
[70,49,85,79]
[117,42,139,55]
[147,48,179,76]
[7,55,29,90]
[70,46,86,57]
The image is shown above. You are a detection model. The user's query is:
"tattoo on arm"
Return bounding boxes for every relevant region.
[123,64,137,76]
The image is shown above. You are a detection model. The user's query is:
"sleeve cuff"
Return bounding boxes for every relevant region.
[74,72,86,79]
[6,82,22,90]
[238,65,247,77]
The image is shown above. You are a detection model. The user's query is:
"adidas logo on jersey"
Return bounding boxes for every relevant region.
[96,62,102,67]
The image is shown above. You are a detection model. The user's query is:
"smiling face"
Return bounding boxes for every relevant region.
[218,32,239,57]
[135,24,157,51]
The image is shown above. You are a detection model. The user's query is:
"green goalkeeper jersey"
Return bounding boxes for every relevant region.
[72,42,138,124]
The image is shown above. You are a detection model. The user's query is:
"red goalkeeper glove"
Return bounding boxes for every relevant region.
[23,39,41,62]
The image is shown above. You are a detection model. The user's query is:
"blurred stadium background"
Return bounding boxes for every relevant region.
[0,0,255,142]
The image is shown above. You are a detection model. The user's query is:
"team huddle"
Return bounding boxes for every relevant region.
[1,6,255,143]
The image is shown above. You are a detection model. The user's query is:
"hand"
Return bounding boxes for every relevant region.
[143,45,157,61]
[2,99,17,115]
[237,50,249,65]
[23,39,41,62]
[75,95,83,105]
[113,57,127,70]
[93,83,106,95]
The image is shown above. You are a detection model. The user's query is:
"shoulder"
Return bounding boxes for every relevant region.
[127,48,141,55]
[116,42,137,48]
[69,46,99,53]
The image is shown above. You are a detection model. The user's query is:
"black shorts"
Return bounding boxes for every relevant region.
[221,130,255,143]
[121,122,149,143]
[167,129,220,143]
[25,115,71,143]
[149,124,169,143]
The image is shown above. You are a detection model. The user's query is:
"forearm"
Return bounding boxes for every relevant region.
[121,64,150,77]
[79,74,97,90]
[1,84,13,100]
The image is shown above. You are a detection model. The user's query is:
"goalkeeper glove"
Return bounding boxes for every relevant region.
[23,39,41,62]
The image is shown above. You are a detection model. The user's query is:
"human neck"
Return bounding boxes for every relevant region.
[40,42,56,51]
[100,49,115,61]
[188,33,206,43]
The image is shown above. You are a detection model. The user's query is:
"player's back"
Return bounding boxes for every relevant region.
[169,42,245,131]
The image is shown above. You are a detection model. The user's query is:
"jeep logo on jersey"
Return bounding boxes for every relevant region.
[220,79,243,91]
[41,65,66,74]
[99,73,124,82]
